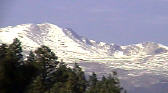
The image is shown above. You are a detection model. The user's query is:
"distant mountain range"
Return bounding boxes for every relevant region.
[0,23,168,93]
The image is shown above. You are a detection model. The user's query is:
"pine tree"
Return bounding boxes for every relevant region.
[0,39,23,93]
[0,44,9,93]
[34,45,59,92]
[8,38,23,63]
[0,44,8,58]
[49,62,69,93]
[73,63,87,93]
[0,39,39,93]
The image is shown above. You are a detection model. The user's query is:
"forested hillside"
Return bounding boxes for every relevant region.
[0,38,125,93]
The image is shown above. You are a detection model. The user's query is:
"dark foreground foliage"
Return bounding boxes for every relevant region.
[0,38,126,93]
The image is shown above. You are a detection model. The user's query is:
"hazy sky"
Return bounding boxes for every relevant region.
[0,0,168,45]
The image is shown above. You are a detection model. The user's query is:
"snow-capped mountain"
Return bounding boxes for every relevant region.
[0,23,167,61]
[1,23,168,93]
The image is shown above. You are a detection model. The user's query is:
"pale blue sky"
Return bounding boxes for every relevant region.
[0,0,168,45]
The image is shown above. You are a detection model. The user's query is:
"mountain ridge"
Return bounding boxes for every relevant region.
[0,23,168,60]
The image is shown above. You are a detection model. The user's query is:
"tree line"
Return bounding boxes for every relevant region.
[0,38,126,93]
